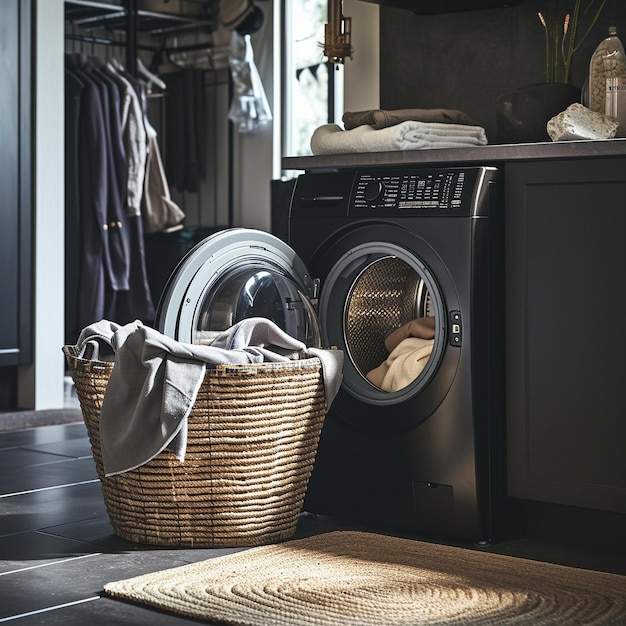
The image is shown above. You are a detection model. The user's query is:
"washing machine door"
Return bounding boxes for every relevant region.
[290,220,464,431]
[316,235,451,406]
[319,240,445,398]
[155,228,321,347]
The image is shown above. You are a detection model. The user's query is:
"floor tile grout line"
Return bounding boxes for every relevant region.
[19,455,95,467]
[3,453,95,466]
[0,552,103,577]
[0,479,100,499]
[0,596,101,622]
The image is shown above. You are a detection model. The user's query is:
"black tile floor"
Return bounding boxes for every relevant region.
[1,421,625,625]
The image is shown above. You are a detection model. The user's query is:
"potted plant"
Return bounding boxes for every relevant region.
[496,0,606,143]
[538,0,607,84]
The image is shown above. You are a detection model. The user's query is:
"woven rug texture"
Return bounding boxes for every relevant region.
[104,530,626,625]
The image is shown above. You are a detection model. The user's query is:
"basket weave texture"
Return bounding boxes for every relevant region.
[63,345,327,548]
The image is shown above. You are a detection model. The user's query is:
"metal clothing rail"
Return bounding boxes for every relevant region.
[64,30,219,64]
[65,32,158,53]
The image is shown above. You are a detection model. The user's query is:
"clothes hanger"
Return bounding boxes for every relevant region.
[137,57,167,90]
[110,56,124,71]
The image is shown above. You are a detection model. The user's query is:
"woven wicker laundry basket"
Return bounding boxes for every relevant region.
[63,345,327,548]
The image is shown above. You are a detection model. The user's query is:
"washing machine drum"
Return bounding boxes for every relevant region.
[155,228,321,347]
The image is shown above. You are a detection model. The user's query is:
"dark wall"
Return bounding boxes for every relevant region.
[379,0,626,142]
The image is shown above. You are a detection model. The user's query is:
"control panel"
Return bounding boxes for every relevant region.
[289,166,494,219]
[354,169,472,211]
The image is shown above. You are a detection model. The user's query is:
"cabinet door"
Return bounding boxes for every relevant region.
[0,0,31,366]
[505,159,626,514]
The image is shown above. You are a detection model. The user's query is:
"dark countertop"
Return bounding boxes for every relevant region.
[282,138,626,172]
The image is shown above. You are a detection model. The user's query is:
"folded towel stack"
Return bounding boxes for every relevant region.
[310,121,488,156]
[342,107,480,130]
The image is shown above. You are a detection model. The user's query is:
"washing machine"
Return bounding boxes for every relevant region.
[287,165,510,544]
[155,164,510,544]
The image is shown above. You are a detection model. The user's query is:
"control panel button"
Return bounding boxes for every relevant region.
[449,311,462,346]
[364,180,385,204]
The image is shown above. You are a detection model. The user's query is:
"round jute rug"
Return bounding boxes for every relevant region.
[104,530,626,625]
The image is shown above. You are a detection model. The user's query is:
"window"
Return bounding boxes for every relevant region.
[282,0,343,158]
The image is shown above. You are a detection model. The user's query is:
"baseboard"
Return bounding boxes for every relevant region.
[525,500,626,557]
[0,409,83,433]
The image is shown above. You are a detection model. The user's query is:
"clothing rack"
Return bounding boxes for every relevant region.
[64,0,218,74]
[64,0,235,333]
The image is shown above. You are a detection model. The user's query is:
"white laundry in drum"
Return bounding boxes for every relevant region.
[366,317,435,392]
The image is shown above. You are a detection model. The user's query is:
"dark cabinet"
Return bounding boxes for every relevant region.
[0,0,31,367]
[505,158,626,515]
[361,0,524,13]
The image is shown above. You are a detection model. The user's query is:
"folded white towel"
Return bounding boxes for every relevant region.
[310,121,488,155]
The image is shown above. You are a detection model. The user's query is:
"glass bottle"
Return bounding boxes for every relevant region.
[589,26,626,136]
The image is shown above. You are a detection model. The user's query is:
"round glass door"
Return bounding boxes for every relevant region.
[193,260,320,347]
[156,228,320,347]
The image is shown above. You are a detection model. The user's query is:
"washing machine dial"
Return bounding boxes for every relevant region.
[364,180,385,204]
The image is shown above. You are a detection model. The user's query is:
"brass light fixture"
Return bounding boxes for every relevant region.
[323,0,352,64]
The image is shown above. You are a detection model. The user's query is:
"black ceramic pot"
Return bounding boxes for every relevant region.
[495,82,581,144]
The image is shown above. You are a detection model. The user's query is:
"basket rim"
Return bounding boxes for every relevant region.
[63,343,322,373]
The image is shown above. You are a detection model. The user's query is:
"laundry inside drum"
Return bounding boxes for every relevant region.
[193,261,321,348]
[345,256,436,393]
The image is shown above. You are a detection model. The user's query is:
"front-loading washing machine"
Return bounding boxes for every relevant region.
[155,165,512,544]
[287,165,511,543]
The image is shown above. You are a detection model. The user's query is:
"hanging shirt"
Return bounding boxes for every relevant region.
[142,122,186,234]
[105,62,148,217]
